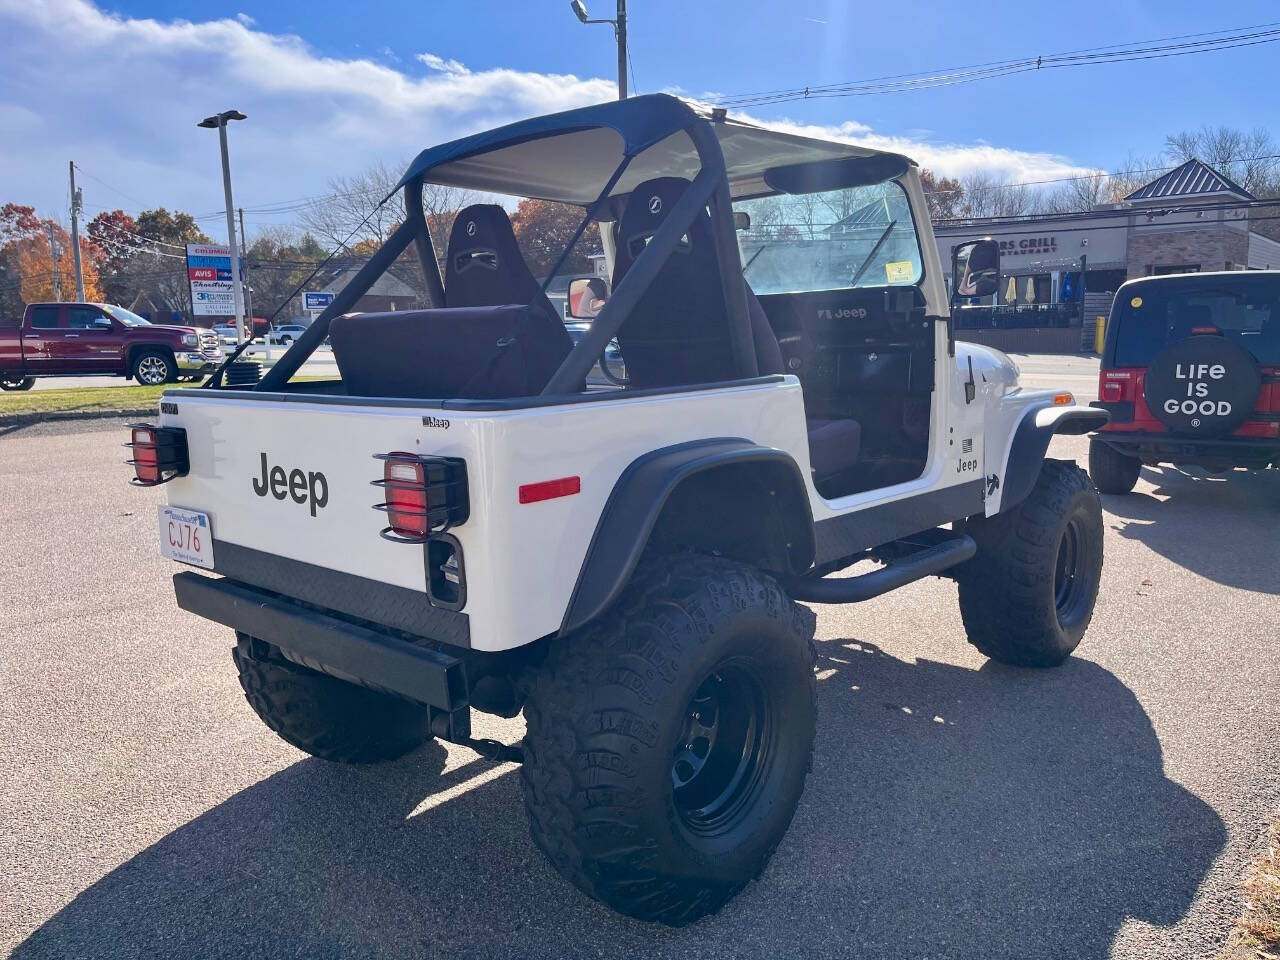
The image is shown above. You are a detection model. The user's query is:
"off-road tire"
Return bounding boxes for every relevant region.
[1088,436,1141,494]
[1,376,35,391]
[131,349,175,385]
[232,634,433,763]
[957,460,1103,668]
[520,554,816,926]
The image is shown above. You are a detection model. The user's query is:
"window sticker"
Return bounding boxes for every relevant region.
[885,260,914,284]
[1130,296,1143,309]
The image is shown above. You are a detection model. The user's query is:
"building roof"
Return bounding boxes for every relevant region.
[1124,158,1254,202]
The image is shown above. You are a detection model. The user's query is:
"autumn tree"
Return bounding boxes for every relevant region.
[3,219,102,305]
[242,227,327,318]
[510,199,601,276]
[919,169,965,220]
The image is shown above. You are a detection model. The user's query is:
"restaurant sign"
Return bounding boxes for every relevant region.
[998,236,1057,257]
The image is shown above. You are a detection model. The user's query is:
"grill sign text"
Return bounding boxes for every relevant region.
[1167,362,1231,417]
[252,453,329,517]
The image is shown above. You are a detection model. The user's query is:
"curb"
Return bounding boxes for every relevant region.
[0,408,153,428]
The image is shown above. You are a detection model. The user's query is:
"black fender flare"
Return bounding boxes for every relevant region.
[999,404,1110,511]
[559,438,815,635]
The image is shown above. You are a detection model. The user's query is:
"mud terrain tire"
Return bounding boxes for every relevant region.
[957,460,1103,667]
[520,555,816,926]
[1088,436,1141,494]
[233,634,433,763]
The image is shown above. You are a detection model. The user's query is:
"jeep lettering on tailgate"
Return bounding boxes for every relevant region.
[251,452,329,516]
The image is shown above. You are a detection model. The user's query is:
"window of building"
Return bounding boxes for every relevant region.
[1150,264,1201,276]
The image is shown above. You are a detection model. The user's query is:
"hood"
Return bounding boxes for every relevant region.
[956,341,1020,395]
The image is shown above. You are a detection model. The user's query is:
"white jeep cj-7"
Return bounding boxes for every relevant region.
[127,95,1109,925]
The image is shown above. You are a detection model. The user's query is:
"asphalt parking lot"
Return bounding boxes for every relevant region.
[3,412,1278,959]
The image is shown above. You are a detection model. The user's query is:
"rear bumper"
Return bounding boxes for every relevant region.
[1095,431,1279,467]
[173,572,470,722]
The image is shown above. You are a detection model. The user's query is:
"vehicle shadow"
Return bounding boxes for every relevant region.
[14,640,1225,960]
[1103,464,1280,595]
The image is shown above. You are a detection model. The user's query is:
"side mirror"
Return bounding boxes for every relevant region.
[951,238,1000,300]
[568,277,609,319]
[93,318,113,330]
[732,210,751,231]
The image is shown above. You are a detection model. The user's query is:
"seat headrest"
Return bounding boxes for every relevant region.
[613,177,702,281]
[446,204,546,311]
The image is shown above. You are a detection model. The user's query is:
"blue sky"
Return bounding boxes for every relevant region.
[2,0,1277,243]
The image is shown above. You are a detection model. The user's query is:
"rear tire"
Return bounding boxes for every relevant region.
[520,555,816,926]
[1,376,35,391]
[1088,436,1141,494]
[232,634,433,764]
[957,460,1103,668]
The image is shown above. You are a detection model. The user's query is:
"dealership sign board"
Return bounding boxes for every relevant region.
[186,243,242,317]
[303,291,335,317]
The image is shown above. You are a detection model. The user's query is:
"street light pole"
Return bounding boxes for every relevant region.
[198,110,247,341]
[570,0,627,100]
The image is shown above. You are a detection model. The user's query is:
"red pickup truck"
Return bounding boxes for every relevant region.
[0,302,222,390]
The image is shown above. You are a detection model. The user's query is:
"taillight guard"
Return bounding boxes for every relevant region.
[372,452,469,543]
[124,424,189,486]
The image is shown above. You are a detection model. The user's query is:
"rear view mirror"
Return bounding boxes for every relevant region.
[568,277,609,319]
[951,239,1000,300]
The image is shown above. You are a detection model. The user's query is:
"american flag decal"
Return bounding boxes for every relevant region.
[962,438,973,454]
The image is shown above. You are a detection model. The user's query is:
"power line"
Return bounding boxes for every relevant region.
[712,21,1280,108]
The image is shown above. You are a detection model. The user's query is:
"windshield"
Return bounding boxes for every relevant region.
[1113,274,1280,366]
[102,304,150,327]
[733,181,923,295]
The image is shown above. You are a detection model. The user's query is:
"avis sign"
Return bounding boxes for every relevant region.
[186,243,241,317]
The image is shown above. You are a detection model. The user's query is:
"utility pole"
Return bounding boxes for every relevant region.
[616,0,627,100]
[238,206,253,324]
[198,110,247,341]
[48,223,62,302]
[68,162,86,301]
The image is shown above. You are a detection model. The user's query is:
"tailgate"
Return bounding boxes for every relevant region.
[158,392,483,598]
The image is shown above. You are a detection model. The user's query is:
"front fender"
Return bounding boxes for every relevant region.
[993,404,1109,512]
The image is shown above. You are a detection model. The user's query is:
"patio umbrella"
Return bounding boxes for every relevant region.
[1023,276,1036,303]
[1004,275,1017,303]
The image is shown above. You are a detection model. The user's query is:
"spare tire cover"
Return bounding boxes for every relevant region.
[1143,336,1261,436]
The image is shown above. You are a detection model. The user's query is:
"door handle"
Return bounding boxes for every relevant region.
[65,333,80,338]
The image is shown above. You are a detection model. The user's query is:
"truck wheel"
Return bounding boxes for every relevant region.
[1088,436,1141,494]
[232,634,433,763]
[1,376,35,391]
[520,555,816,925]
[131,350,175,385]
[956,460,1103,668]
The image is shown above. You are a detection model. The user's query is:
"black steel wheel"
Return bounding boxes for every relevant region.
[521,554,816,925]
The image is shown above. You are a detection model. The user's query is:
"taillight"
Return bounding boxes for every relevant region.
[372,452,468,543]
[1102,381,1122,401]
[124,424,189,486]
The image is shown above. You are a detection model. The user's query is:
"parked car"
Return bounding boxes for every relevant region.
[1089,271,1280,493]
[211,323,239,346]
[269,323,309,345]
[0,302,221,388]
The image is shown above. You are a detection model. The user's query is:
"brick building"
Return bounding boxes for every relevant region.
[935,158,1280,352]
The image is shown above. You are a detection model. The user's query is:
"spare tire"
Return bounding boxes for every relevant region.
[1142,336,1260,437]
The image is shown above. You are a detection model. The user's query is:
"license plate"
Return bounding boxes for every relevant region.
[158,505,215,569]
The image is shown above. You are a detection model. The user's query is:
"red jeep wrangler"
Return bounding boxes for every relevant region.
[1089,270,1280,493]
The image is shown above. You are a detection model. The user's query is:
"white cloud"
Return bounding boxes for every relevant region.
[416,53,470,76]
[0,0,1094,239]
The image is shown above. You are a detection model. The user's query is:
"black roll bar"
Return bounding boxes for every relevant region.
[405,178,446,308]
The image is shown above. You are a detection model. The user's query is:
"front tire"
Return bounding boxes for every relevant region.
[1088,436,1141,494]
[131,350,175,385]
[232,634,434,763]
[1,376,35,391]
[957,460,1103,667]
[520,555,816,926]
